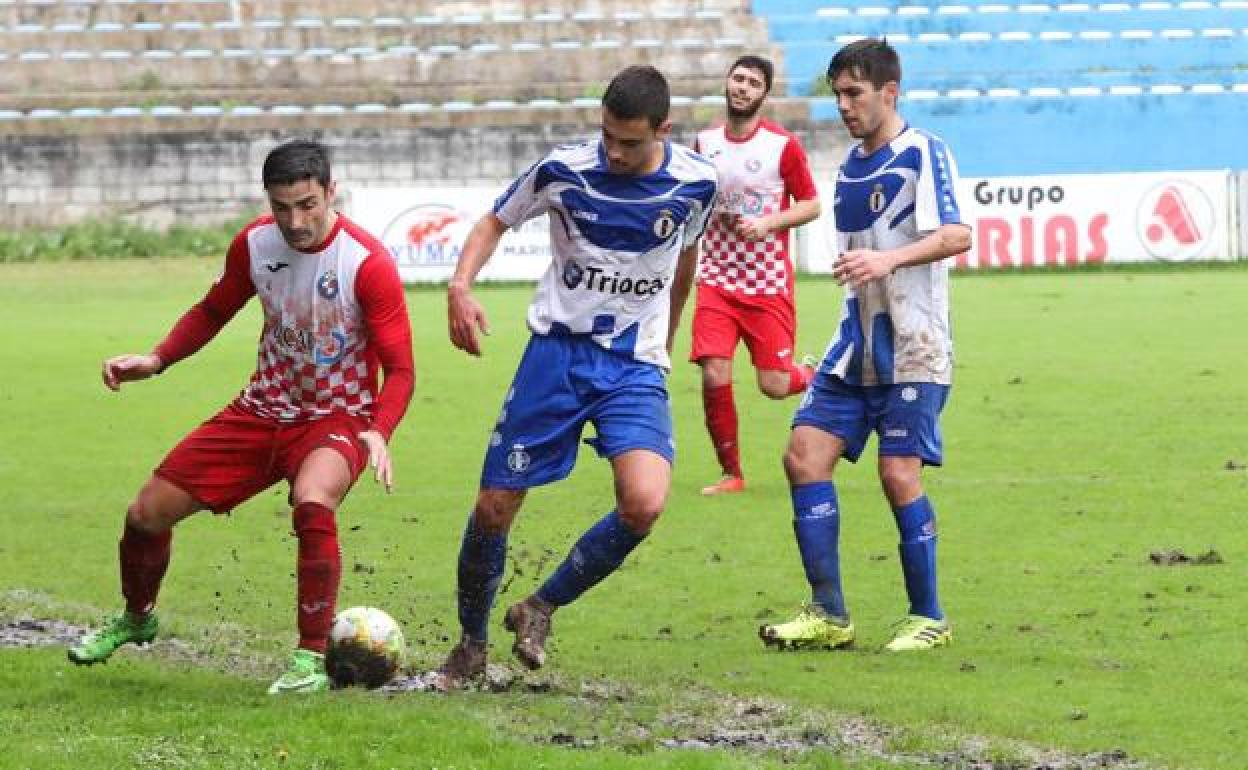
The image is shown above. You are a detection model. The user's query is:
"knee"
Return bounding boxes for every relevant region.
[290,478,348,510]
[617,493,665,535]
[472,490,523,535]
[783,445,818,485]
[878,466,921,506]
[759,380,789,400]
[126,493,171,534]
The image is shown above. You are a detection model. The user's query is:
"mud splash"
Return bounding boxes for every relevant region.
[3,615,1149,769]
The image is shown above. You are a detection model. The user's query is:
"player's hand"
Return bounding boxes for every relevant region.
[101,353,163,391]
[447,284,490,356]
[733,216,772,242]
[357,429,394,493]
[832,249,897,288]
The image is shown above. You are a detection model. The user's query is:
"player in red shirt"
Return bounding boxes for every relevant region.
[67,140,415,694]
[692,55,823,495]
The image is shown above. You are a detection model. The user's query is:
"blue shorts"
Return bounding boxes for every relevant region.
[480,333,674,489]
[792,373,950,466]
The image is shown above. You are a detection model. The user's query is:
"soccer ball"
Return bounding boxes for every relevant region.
[325,606,406,689]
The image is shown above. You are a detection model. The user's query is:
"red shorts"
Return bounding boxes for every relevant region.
[154,402,369,513]
[689,283,798,370]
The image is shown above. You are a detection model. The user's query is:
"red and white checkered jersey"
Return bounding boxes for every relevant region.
[695,119,818,297]
[154,214,414,440]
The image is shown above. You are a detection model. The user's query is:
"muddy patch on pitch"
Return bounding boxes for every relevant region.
[4,613,1149,770]
[0,617,89,648]
[0,614,275,678]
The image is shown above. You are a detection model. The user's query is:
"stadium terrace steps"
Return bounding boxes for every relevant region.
[765,5,1247,37]
[0,41,769,97]
[781,34,1248,93]
[0,13,766,50]
[807,89,1248,174]
[1,0,751,27]
[0,0,774,108]
[0,95,814,137]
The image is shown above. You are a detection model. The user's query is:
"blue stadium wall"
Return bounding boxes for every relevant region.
[809,93,1248,177]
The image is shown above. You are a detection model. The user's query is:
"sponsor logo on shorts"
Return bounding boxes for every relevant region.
[900,386,919,402]
[328,433,351,445]
[507,445,531,473]
[884,428,909,438]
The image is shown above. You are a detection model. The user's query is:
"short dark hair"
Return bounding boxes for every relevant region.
[827,38,902,89]
[602,65,670,129]
[262,139,332,189]
[729,54,774,93]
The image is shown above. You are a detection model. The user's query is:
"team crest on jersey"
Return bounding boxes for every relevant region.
[314,329,348,366]
[869,184,887,214]
[652,209,677,239]
[317,269,339,300]
[562,261,584,290]
[745,157,762,173]
[506,445,531,473]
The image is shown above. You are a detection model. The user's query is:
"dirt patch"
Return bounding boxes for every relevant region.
[0,617,89,648]
[1149,549,1224,566]
[3,614,1149,769]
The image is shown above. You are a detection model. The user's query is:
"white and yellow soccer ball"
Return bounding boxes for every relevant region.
[325,606,406,689]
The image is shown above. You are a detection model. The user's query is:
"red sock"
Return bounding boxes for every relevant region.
[120,523,172,616]
[703,383,742,478]
[293,502,341,654]
[787,362,813,396]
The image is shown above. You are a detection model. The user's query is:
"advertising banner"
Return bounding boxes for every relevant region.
[805,170,1238,271]
[348,187,553,283]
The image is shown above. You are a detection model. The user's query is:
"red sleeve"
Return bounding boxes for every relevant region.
[356,250,414,442]
[779,135,818,203]
[153,229,255,369]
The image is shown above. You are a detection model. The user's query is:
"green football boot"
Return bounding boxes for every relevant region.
[268,649,330,695]
[884,615,952,651]
[759,605,855,650]
[67,611,159,665]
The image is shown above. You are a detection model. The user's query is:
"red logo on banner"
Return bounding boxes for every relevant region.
[406,209,461,247]
[1136,181,1215,261]
[382,204,472,267]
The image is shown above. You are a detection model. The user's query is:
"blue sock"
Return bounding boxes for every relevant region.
[456,516,508,641]
[536,510,645,607]
[791,482,847,620]
[894,495,943,621]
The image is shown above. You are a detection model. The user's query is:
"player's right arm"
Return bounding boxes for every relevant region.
[448,156,552,356]
[447,212,507,357]
[102,229,255,391]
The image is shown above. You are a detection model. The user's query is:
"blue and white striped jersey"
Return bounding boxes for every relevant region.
[823,125,964,386]
[493,139,717,370]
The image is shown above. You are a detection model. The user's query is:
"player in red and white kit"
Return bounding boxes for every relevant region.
[692,55,822,495]
[67,140,415,694]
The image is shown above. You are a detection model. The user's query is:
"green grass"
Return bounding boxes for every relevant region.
[0,217,255,262]
[2,259,1247,769]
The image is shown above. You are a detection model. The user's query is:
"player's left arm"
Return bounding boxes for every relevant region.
[734,134,822,241]
[355,251,415,493]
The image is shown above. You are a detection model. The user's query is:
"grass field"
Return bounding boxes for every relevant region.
[2,259,1246,770]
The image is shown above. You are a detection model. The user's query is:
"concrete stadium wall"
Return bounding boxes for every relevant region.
[0,100,847,228]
